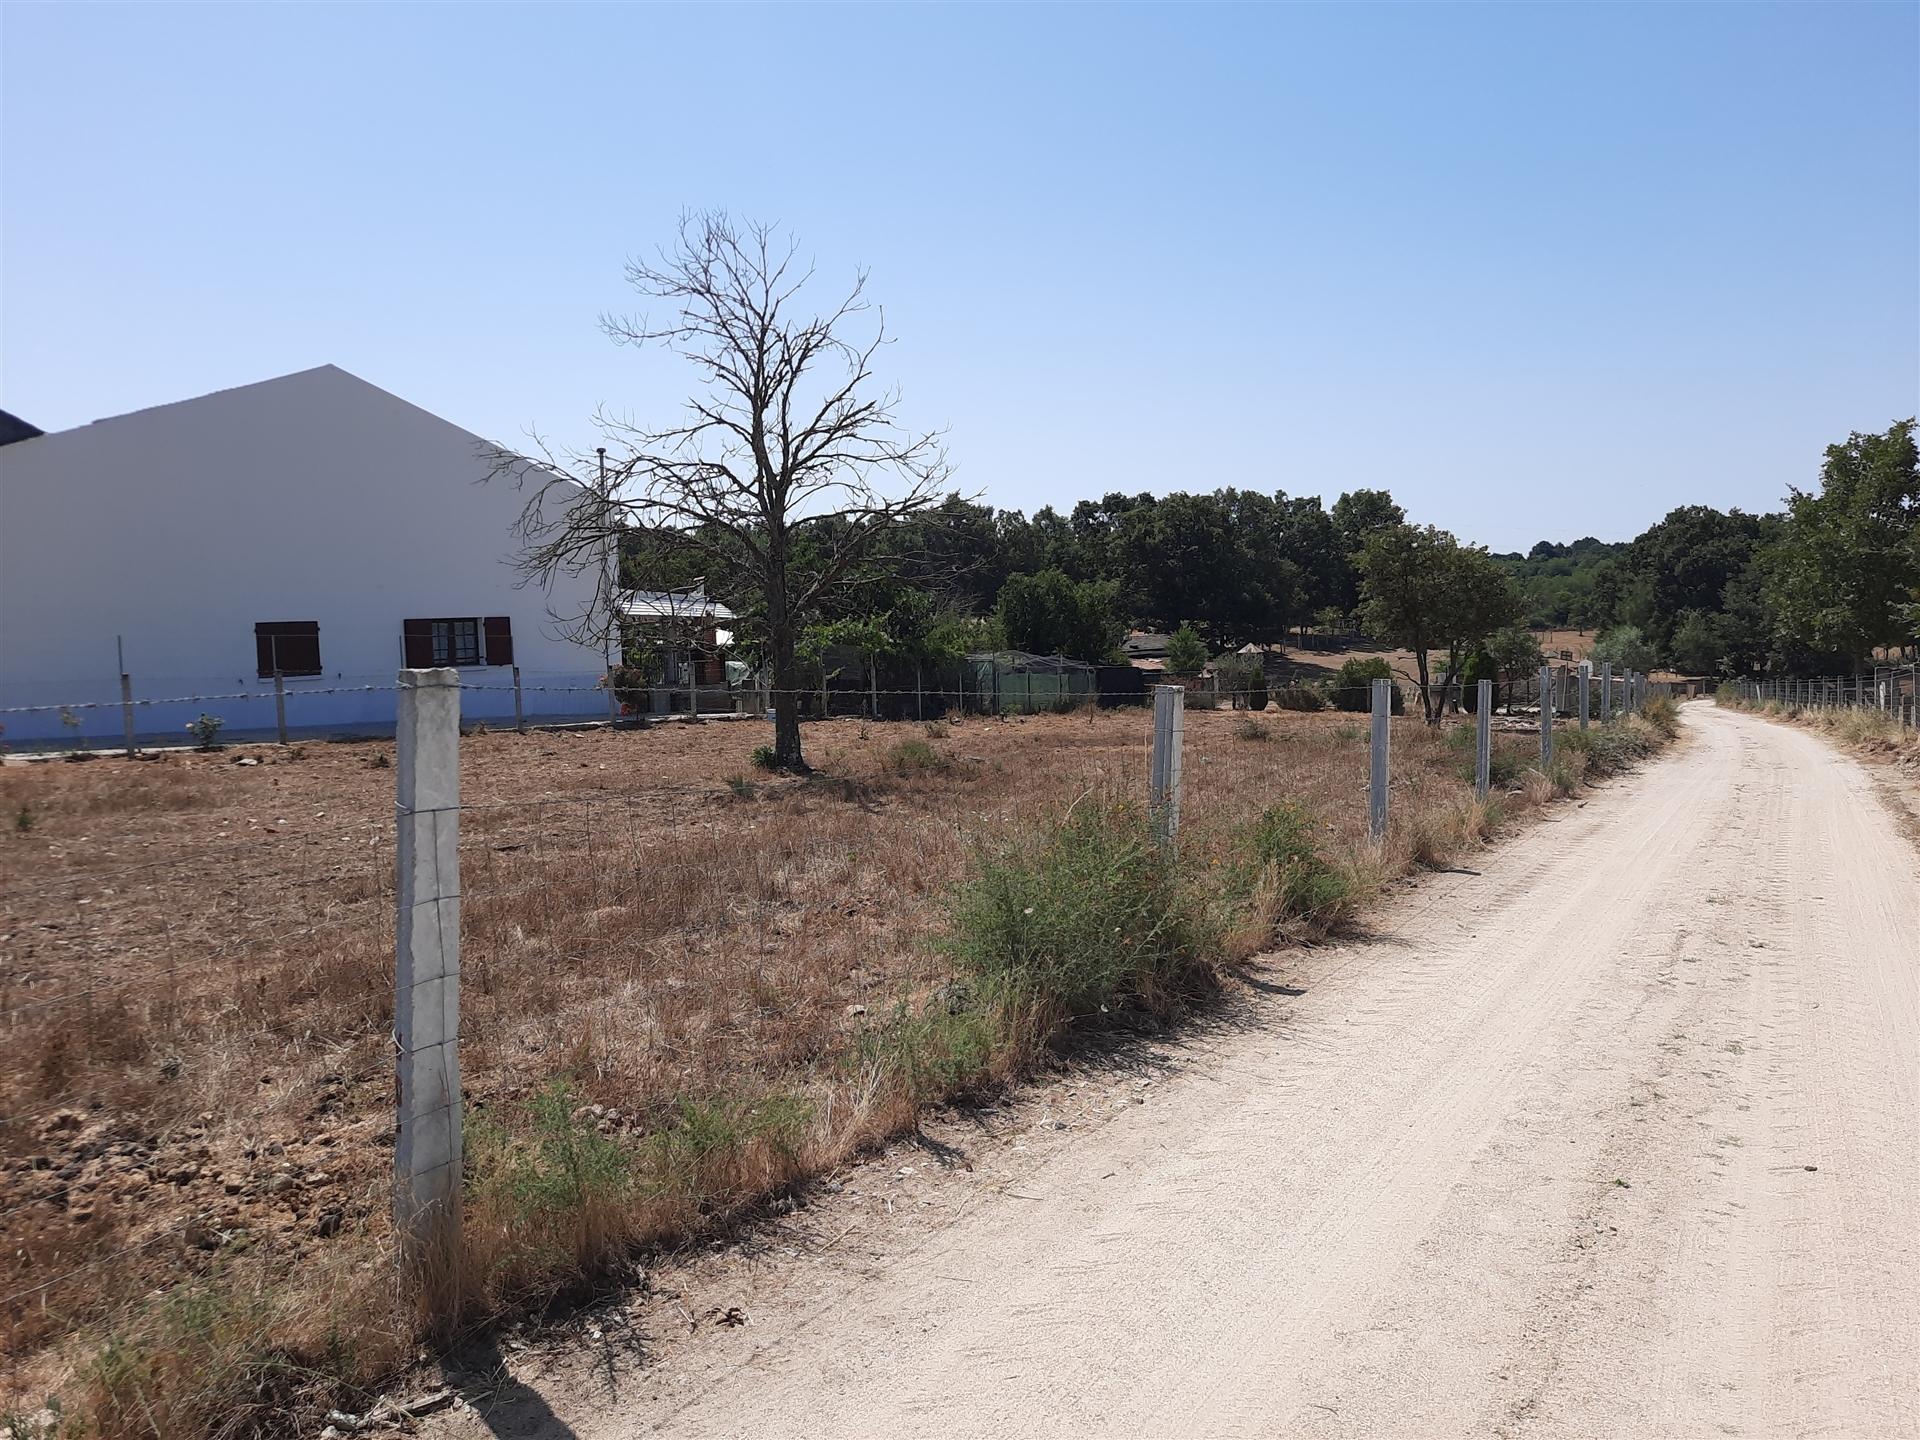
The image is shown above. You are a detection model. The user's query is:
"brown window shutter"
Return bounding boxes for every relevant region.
[483,616,514,667]
[256,630,277,678]
[402,619,435,669]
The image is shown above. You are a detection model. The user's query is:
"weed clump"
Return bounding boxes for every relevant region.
[942,797,1209,1038]
[1237,803,1351,924]
[884,738,949,777]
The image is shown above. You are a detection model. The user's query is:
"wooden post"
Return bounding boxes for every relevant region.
[1578,661,1591,731]
[1600,662,1613,722]
[393,668,462,1311]
[1369,677,1391,842]
[512,665,525,733]
[916,660,924,722]
[273,670,289,746]
[1149,683,1184,849]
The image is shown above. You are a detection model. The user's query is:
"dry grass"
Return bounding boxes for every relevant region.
[0,704,1674,1433]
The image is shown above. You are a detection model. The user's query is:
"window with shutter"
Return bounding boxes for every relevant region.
[401,617,507,668]
[254,621,322,678]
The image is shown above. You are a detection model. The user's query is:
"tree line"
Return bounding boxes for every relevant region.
[501,215,1917,768]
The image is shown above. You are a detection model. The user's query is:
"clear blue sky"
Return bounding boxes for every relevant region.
[3,2,1915,553]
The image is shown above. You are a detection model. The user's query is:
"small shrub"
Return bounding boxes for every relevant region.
[724,774,756,800]
[1639,695,1680,738]
[184,714,224,750]
[13,803,33,834]
[1271,686,1324,712]
[367,751,391,770]
[1237,802,1351,924]
[1329,658,1403,714]
[924,720,951,739]
[857,1004,999,1102]
[1183,689,1219,711]
[1232,714,1271,742]
[749,744,779,771]
[942,797,1208,1035]
[884,738,949,776]
[466,1079,635,1285]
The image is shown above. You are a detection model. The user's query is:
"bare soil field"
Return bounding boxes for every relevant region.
[427,703,1918,1440]
[0,702,1646,1431]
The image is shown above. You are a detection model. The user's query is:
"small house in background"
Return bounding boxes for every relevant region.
[618,585,735,688]
[1123,631,1171,661]
[0,366,605,742]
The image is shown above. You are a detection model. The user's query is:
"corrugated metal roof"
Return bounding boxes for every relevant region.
[618,587,736,622]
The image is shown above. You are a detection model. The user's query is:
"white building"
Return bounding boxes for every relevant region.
[0,365,608,744]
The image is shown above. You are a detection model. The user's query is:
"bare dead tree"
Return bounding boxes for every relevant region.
[493,212,951,768]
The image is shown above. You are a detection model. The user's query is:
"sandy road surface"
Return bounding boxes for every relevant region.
[461,705,1919,1439]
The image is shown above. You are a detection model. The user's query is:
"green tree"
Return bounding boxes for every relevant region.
[1484,624,1545,709]
[1666,609,1725,675]
[1591,624,1655,673]
[1165,623,1209,677]
[1764,418,1919,669]
[995,569,1124,663]
[1358,525,1523,722]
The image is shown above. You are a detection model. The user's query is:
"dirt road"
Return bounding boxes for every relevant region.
[461,704,1919,1438]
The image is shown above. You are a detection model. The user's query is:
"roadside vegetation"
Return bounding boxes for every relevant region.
[1716,682,1919,765]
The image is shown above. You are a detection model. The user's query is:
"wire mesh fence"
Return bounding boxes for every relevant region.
[0,655,1679,1385]
[1724,666,1920,727]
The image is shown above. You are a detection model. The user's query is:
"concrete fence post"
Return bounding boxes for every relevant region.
[1539,665,1554,770]
[119,672,137,758]
[273,670,289,746]
[512,665,525,733]
[1148,683,1184,849]
[1578,661,1591,731]
[1600,662,1613,722]
[1369,677,1391,841]
[394,667,463,1308]
[1475,678,1492,801]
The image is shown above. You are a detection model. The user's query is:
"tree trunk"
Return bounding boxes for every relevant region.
[766,553,807,771]
[1415,647,1435,723]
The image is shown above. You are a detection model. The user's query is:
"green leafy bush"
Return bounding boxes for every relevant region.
[1329,658,1403,714]
[1271,685,1325,712]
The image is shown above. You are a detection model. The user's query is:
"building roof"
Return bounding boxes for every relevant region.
[618,587,737,623]
[0,410,44,447]
[1123,631,1171,656]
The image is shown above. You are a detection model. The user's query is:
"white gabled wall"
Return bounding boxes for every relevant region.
[0,365,606,741]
